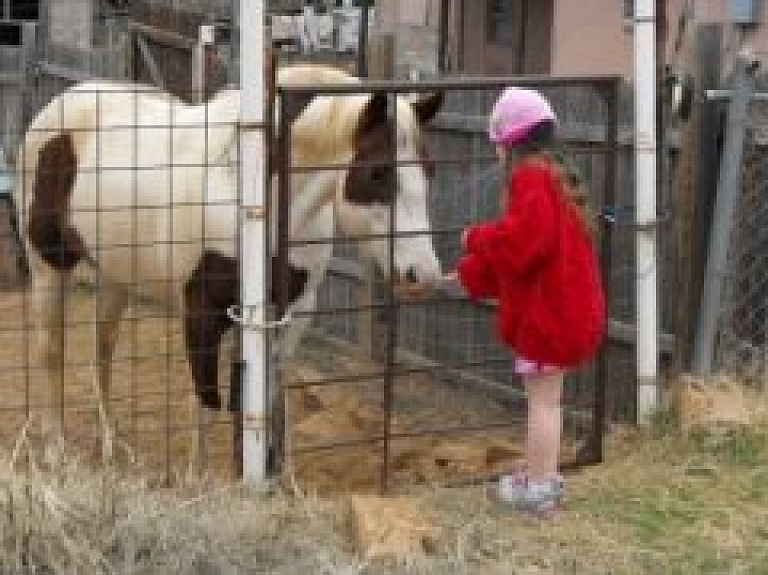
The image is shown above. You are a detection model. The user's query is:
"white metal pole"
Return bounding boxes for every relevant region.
[634,0,658,423]
[239,0,268,483]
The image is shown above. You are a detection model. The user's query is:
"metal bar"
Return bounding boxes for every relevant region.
[276,75,624,95]
[438,0,450,73]
[381,90,397,493]
[283,147,618,173]
[634,0,659,423]
[272,85,296,476]
[692,54,757,375]
[285,357,513,391]
[135,34,165,89]
[290,422,524,455]
[705,89,768,101]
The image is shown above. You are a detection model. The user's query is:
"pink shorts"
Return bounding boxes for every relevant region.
[513,356,560,376]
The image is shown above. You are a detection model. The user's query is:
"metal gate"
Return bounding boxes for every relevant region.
[272,75,625,493]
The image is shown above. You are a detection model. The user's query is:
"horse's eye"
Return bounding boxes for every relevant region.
[371,167,388,182]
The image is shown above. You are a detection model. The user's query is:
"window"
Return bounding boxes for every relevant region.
[8,0,40,21]
[486,0,519,46]
[0,22,21,46]
[624,0,634,21]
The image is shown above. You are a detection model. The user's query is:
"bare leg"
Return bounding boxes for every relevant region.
[523,371,564,482]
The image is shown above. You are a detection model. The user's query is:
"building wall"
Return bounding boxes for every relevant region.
[551,0,768,79]
[147,0,768,80]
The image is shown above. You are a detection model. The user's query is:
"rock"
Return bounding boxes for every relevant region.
[347,495,440,559]
[485,441,524,467]
[670,374,757,434]
[431,442,488,474]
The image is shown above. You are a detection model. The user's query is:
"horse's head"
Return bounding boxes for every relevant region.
[336,90,444,292]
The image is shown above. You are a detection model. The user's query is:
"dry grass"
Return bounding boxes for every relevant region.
[0,401,766,574]
[0,288,766,572]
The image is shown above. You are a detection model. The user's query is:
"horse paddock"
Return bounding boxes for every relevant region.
[0,282,592,493]
[0,73,625,493]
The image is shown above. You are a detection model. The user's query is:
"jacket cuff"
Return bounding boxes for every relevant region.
[456,255,492,300]
[464,222,494,255]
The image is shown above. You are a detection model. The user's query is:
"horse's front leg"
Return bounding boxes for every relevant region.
[32,264,72,464]
[92,287,126,463]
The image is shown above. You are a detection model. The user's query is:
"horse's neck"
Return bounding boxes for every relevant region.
[269,162,344,284]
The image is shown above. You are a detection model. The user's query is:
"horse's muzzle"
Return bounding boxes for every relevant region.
[394,265,437,300]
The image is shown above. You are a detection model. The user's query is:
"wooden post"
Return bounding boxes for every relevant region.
[367,33,395,79]
[672,24,722,372]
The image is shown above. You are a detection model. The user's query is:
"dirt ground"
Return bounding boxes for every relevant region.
[0,287,587,492]
[0,286,238,484]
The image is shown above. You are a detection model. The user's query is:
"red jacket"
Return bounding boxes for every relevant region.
[457,161,606,369]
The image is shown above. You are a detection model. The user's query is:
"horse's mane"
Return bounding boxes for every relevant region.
[276,65,370,165]
[18,64,418,188]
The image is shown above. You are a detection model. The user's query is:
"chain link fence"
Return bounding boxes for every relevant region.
[715,82,768,385]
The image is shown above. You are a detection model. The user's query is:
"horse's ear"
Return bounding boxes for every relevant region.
[356,91,389,136]
[411,91,443,124]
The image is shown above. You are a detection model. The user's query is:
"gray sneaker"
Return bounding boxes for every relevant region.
[494,472,564,516]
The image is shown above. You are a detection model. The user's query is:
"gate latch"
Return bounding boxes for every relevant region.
[227,305,293,331]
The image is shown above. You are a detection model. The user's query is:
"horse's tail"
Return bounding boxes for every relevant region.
[14,82,99,204]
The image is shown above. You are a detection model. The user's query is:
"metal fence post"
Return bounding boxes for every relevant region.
[692,53,757,376]
[634,0,659,423]
[239,0,268,485]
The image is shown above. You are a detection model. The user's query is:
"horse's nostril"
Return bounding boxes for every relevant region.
[405,266,418,283]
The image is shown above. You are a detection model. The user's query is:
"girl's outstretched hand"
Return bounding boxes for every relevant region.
[441,271,458,284]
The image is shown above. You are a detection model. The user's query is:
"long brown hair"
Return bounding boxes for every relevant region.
[501,121,598,240]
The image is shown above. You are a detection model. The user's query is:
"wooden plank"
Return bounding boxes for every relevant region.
[0,199,26,289]
[38,60,95,83]
[128,21,197,50]
[367,33,395,80]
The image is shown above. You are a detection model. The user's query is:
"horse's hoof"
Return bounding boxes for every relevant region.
[44,436,65,467]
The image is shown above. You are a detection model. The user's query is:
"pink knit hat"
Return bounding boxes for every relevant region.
[488,87,557,148]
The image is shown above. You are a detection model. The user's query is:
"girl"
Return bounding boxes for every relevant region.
[456,87,606,515]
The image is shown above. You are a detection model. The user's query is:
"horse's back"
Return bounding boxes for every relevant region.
[17,80,240,291]
[276,64,358,87]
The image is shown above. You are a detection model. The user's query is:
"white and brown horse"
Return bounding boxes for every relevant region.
[15,64,443,460]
